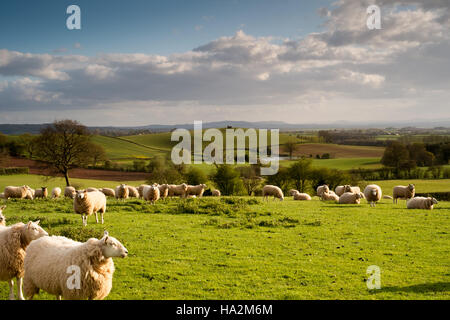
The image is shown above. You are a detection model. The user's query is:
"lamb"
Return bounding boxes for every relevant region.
[86,187,99,192]
[23,231,128,300]
[338,192,363,204]
[345,185,361,194]
[364,184,382,207]
[406,197,438,210]
[115,184,129,200]
[289,189,299,196]
[100,188,116,198]
[262,185,284,201]
[321,192,339,202]
[137,185,150,198]
[335,185,349,197]
[25,188,35,200]
[3,185,32,199]
[64,186,77,199]
[34,187,48,199]
[0,205,6,227]
[52,187,61,199]
[0,221,48,300]
[186,184,207,198]
[212,190,221,197]
[168,184,188,198]
[293,192,312,201]
[316,185,329,197]
[126,186,140,198]
[158,184,169,199]
[393,184,415,204]
[73,190,107,226]
[143,185,160,204]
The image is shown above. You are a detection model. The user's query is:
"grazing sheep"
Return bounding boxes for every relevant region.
[115,184,129,200]
[0,221,48,300]
[74,190,107,226]
[34,187,48,199]
[0,205,6,227]
[158,184,169,199]
[52,187,61,199]
[23,231,128,300]
[168,184,188,198]
[293,192,311,201]
[86,187,99,192]
[143,186,160,204]
[316,185,330,198]
[364,184,382,207]
[186,184,207,198]
[100,188,115,198]
[393,184,415,204]
[406,197,438,210]
[126,186,139,198]
[212,190,221,197]
[383,195,393,200]
[321,192,339,202]
[339,192,363,204]
[64,186,77,199]
[262,185,284,201]
[3,186,32,200]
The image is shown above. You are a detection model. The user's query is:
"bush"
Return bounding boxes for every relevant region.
[210,165,245,196]
[0,167,29,175]
[185,167,208,185]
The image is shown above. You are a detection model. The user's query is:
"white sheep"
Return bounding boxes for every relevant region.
[0,221,48,300]
[73,190,107,226]
[3,185,32,199]
[0,205,6,228]
[86,187,99,192]
[126,186,139,198]
[34,187,48,199]
[100,188,116,198]
[212,190,221,197]
[364,184,382,207]
[137,185,150,198]
[64,186,77,199]
[23,231,128,300]
[338,192,363,204]
[321,192,339,202]
[143,185,160,204]
[293,192,312,201]
[168,184,188,198]
[158,184,169,199]
[316,185,329,198]
[335,185,349,197]
[115,184,129,200]
[393,184,415,204]
[406,197,438,210]
[262,185,284,201]
[25,187,35,200]
[186,184,207,198]
[52,187,61,199]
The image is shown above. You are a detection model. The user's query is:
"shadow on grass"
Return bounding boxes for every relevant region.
[372,282,450,294]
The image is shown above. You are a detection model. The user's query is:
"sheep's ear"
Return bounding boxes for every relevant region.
[27,221,32,228]
[35,220,40,225]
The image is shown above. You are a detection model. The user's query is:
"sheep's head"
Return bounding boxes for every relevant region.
[431,197,438,205]
[76,190,88,201]
[408,184,415,191]
[100,231,128,258]
[24,220,48,241]
[371,189,378,197]
[344,185,352,192]
[323,185,330,193]
[201,184,207,188]
[181,183,188,191]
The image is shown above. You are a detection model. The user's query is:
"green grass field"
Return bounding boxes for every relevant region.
[0,196,448,300]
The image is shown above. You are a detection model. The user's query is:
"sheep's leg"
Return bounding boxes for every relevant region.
[95,211,99,224]
[8,279,15,300]
[101,210,104,224]
[56,295,62,300]
[16,277,25,300]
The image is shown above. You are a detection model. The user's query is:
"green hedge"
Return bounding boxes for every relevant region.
[415,192,450,202]
[0,167,30,175]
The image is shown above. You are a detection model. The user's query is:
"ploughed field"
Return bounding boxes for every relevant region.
[0,194,449,300]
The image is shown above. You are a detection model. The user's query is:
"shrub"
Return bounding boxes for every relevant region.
[0,167,29,175]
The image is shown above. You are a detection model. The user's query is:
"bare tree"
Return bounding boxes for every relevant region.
[284,139,298,160]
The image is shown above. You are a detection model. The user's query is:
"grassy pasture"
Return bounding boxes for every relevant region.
[0,196,448,300]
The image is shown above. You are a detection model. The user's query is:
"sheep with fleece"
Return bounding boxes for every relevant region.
[3,185,33,200]
[186,184,207,198]
[158,184,169,199]
[262,185,284,201]
[364,184,382,207]
[65,186,77,199]
[168,183,188,198]
[0,220,48,300]
[212,190,221,197]
[344,185,361,194]
[126,185,140,198]
[115,184,129,200]
[406,197,438,210]
[100,188,116,198]
[137,185,150,198]
[86,187,99,192]
[23,231,128,300]
[316,185,329,198]
[338,192,364,204]
[52,187,61,199]
[321,192,339,202]
[335,185,349,197]
[293,192,311,201]
[393,184,415,204]
[34,187,48,199]
[143,185,160,204]
[74,190,107,227]
[0,205,6,227]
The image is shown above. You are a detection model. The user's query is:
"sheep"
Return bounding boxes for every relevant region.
[262,185,284,201]
[316,185,329,198]
[73,190,107,227]
[100,188,116,198]
[0,205,6,227]
[168,184,188,198]
[86,187,99,192]
[338,192,363,204]
[126,185,140,198]
[25,188,35,200]
[34,187,48,199]
[52,187,61,199]
[143,185,160,204]
[137,185,150,198]
[186,184,207,198]
[3,185,32,199]
[64,186,77,199]
[406,197,438,210]
[0,221,48,300]
[158,184,169,199]
[212,190,221,197]
[383,195,393,200]
[364,184,382,207]
[345,185,361,194]
[293,192,312,201]
[393,184,415,204]
[335,185,349,197]
[115,184,129,200]
[321,192,339,202]
[23,231,128,300]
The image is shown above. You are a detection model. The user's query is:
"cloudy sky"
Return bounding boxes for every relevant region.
[0,0,449,126]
